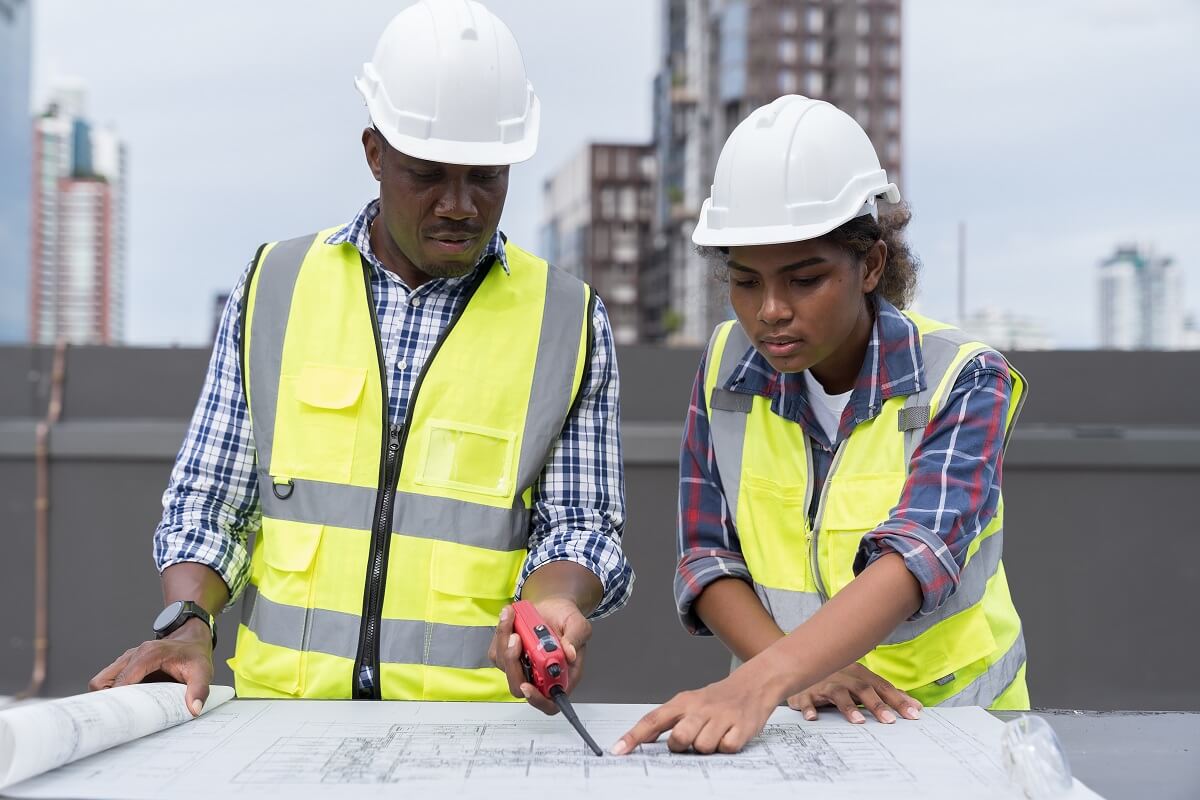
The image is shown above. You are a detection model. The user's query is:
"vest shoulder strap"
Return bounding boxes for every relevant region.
[704,320,753,415]
[899,321,1021,464]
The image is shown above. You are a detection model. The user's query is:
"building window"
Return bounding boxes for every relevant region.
[639,154,656,180]
[619,187,638,221]
[857,10,870,36]
[805,7,824,34]
[886,137,901,165]
[857,106,871,130]
[884,106,899,131]
[856,42,870,68]
[856,75,870,100]
[594,148,610,180]
[883,11,900,36]
[883,75,899,100]
[780,8,798,32]
[614,148,631,179]
[778,70,798,95]
[804,38,823,63]
[779,39,798,64]
[805,70,825,97]
[883,42,900,69]
[599,187,616,219]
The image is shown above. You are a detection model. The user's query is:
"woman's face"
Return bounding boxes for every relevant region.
[726,238,884,375]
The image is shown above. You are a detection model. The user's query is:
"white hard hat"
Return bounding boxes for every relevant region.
[693,95,901,247]
[355,0,540,166]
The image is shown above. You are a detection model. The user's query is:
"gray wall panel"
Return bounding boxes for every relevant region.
[2,345,1198,710]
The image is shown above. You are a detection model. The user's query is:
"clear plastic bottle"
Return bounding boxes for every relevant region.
[1000,714,1074,798]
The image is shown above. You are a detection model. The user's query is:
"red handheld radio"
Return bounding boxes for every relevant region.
[511,600,603,756]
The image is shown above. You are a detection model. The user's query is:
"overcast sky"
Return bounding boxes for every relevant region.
[31,0,1200,347]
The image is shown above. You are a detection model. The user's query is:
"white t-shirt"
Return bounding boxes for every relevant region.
[802,370,853,445]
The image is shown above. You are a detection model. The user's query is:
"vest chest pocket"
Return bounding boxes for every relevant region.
[738,472,813,592]
[274,363,367,484]
[239,520,324,696]
[416,420,517,499]
[818,472,906,596]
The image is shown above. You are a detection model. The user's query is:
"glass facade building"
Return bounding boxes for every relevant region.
[0,0,33,342]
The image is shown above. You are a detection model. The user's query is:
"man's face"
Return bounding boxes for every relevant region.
[364,129,509,281]
[726,238,880,374]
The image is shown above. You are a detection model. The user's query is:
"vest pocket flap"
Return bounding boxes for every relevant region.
[822,472,907,530]
[261,521,324,572]
[431,541,522,600]
[295,363,367,410]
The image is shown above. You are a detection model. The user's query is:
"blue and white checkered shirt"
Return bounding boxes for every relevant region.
[154,199,634,627]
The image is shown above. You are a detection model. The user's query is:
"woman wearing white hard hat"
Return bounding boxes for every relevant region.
[614,95,1029,756]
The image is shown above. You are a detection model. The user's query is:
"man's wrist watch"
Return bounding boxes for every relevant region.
[153,600,217,648]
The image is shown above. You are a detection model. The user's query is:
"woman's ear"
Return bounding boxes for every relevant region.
[862,239,887,294]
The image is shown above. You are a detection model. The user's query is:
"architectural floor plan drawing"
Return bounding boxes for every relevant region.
[1,700,1104,799]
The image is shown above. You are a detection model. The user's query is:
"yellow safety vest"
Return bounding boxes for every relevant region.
[230,229,593,700]
[704,312,1030,709]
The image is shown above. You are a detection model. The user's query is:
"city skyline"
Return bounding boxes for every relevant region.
[21,0,1200,348]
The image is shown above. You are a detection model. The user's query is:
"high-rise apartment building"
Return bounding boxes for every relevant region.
[648,0,902,345]
[1098,244,1184,350]
[0,0,33,342]
[31,85,128,345]
[541,143,657,345]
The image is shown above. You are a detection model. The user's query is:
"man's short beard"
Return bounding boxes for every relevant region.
[418,260,479,280]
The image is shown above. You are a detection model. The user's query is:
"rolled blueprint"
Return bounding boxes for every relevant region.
[0,683,234,790]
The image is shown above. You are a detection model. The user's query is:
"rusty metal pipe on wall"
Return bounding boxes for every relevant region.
[11,341,67,702]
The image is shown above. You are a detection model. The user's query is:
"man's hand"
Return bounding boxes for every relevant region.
[611,667,778,756]
[487,596,591,715]
[88,618,214,717]
[786,662,922,724]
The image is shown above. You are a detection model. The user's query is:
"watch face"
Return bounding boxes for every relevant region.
[154,600,185,632]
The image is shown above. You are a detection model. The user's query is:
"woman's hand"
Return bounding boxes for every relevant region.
[786,662,922,724]
[611,668,779,756]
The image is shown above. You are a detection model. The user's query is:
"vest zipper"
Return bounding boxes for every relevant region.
[351,255,492,700]
[809,440,846,603]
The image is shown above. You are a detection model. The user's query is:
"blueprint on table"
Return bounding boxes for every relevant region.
[1,700,1104,799]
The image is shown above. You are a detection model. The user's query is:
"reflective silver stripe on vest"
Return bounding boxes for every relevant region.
[514,264,588,493]
[258,472,530,551]
[939,630,1027,707]
[241,586,495,670]
[753,583,823,633]
[706,323,754,528]
[245,233,318,473]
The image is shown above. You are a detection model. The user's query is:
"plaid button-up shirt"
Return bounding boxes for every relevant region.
[155,200,633,625]
[675,298,1013,633]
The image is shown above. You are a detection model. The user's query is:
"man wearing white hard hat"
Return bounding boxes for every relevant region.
[90,1,632,715]
[614,95,1028,756]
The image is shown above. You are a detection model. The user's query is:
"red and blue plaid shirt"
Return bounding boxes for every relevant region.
[675,298,1014,634]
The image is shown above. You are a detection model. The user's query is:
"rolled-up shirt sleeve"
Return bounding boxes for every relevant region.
[520,296,633,620]
[154,265,260,604]
[853,352,1014,617]
[675,353,754,635]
